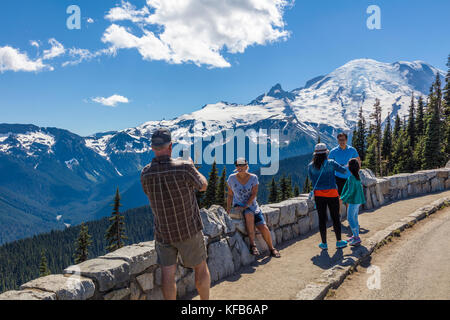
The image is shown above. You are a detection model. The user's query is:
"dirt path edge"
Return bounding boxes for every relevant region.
[295,196,450,300]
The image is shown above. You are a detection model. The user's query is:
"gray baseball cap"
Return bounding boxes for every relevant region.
[151,128,172,147]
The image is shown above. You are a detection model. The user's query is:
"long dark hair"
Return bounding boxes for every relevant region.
[348,158,360,180]
[313,153,327,170]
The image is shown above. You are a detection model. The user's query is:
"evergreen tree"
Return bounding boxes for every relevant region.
[39,251,51,277]
[381,113,393,175]
[279,175,290,201]
[392,129,409,174]
[445,54,450,110]
[286,175,294,199]
[415,96,425,137]
[364,130,378,174]
[302,176,312,193]
[353,106,367,161]
[422,75,444,169]
[216,167,227,208]
[293,184,300,197]
[369,99,382,175]
[105,188,127,252]
[268,177,279,203]
[393,114,402,139]
[407,94,416,148]
[74,222,92,264]
[202,161,219,208]
[414,135,426,171]
[443,54,450,160]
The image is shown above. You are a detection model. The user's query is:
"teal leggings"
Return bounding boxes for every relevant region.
[347,204,361,237]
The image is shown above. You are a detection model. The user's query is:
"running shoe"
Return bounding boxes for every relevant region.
[318,243,328,250]
[349,237,361,246]
[336,240,348,249]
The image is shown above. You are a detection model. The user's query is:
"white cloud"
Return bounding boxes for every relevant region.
[105,1,149,23]
[87,17,95,24]
[42,38,65,60]
[103,0,292,68]
[92,94,130,107]
[30,40,40,48]
[62,47,115,67]
[0,46,51,73]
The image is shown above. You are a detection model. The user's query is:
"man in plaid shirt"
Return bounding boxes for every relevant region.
[141,128,210,300]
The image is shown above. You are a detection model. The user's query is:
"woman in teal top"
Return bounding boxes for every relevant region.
[340,158,366,246]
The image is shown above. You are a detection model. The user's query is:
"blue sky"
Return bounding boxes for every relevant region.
[0,0,449,136]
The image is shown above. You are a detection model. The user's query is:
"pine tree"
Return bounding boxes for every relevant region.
[407,94,416,148]
[381,113,393,175]
[286,175,293,199]
[443,54,450,160]
[279,175,290,201]
[364,130,378,174]
[445,54,450,111]
[422,75,444,169]
[393,114,402,139]
[39,251,51,277]
[105,188,127,252]
[216,167,227,208]
[392,129,409,174]
[74,222,92,264]
[302,176,312,193]
[268,178,279,203]
[416,96,425,137]
[353,106,367,161]
[369,99,382,175]
[293,184,300,197]
[202,161,219,208]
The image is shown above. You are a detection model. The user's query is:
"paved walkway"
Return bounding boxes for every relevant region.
[327,206,450,300]
[189,190,450,300]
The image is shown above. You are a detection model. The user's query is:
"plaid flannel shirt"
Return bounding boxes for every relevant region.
[141,155,204,244]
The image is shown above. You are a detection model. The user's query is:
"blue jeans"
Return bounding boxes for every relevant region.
[347,204,361,237]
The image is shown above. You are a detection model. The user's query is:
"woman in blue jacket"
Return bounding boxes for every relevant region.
[308,143,348,250]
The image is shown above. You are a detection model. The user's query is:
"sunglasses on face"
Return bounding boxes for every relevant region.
[236,164,247,167]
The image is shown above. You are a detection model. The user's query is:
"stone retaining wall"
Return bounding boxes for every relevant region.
[1,167,449,300]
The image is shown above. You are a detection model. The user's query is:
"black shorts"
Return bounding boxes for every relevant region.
[335,176,348,196]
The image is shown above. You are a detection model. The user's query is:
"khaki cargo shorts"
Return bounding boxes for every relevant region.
[155,231,207,268]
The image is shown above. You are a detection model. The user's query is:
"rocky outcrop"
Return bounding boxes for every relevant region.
[1,167,449,300]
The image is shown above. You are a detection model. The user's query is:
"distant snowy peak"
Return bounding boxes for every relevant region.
[0,125,55,156]
[78,59,444,160]
[250,83,296,105]
[289,59,444,130]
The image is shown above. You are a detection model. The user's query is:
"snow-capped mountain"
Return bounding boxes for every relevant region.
[80,59,443,164]
[0,58,444,244]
